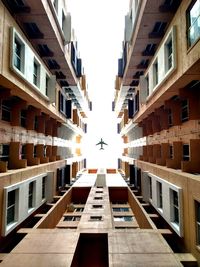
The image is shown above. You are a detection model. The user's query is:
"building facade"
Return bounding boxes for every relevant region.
[0,168,186,266]
[0,0,91,250]
[115,0,200,265]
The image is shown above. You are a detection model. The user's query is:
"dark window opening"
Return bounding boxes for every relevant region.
[195,200,200,245]
[172,190,179,224]
[7,190,16,225]
[28,182,34,209]
[183,144,190,161]
[0,144,9,162]
[1,100,11,122]
[90,216,102,221]
[20,110,26,127]
[181,99,189,122]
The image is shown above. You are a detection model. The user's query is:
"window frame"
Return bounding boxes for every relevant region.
[153,58,158,87]
[13,35,25,73]
[113,216,134,222]
[28,181,35,210]
[181,99,189,122]
[170,189,179,225]
[186,0,200,47]
[165,35,173,72]
[6,189,19,226]
[195,200,200,246]
[42,176,46,199]
[33,59,40,87]
[183,144,190,161]
[157,181,163,209]
[0,144,9,162]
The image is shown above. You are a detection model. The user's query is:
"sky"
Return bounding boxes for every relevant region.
[67,0,129,168]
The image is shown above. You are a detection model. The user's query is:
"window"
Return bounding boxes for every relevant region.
[1,100,11,122]
[171,190,179,224]
[96,190,103,193]
[196,201,200,245]
[146,75,149,96]
[20,144,26,159]
[94,196,103,200]
[165,37,173,71]
[42,176,46,199]
[181,99,189,122]
[90,216,102,221]
[20,110,27,127]
[168,108,173,127]
[183,144,190,161]
[28,182,34,209]
[34,116,38,131]
[33,146,37,158]
[14,37,24,72]
[92,205,103,209]
[157,182,163,209]
[112,207,130,212]
[0,144,9,162]
[74,207,84,212]
[169,145,173,159]
[187,0,200,47]
[148,176,152,199]
[33,60,40,87]
[62,10,65,31]
[64,216,81,221]
[114,216,134,222]
[153,59,158,87]
[45,75,49,96]
[7,190,17,225]
[53,0,58,13]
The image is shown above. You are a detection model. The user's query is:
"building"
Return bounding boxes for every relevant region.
[0,0,91,256]
[0,168,187,266]
[114,0,200,265]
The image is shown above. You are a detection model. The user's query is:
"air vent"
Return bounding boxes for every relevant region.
[133,71,144,79]
[149,22,167,38]
[55,71,66,79]
[137,59,149,69]
[130,80,139,87]
[23,23,44,39]
[142,44,156,56]
[2,0,30,14]
[38,44,53,57]
[159,0,181,12]
[48,59,60,70]
[59,80,69,87]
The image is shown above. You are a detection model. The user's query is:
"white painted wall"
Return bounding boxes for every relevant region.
[2,172,54,236]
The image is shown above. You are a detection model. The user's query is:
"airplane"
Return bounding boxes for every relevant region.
[96,138,108,150]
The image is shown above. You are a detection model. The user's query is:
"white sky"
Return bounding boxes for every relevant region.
[68,0,129,168]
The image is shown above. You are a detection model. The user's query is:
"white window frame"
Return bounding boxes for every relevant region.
[157,181,163,210]
[28,181,36,211]
[13,35,25,73]
[170,189,180,227]
[6,189,19,227]
[33,58,40,88]
[165,34,173,73]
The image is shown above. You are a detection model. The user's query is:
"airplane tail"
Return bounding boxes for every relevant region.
[100,147,104,150]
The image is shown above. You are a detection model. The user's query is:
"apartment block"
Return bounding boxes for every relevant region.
[0,0,90,252]
[115,0,200,265]
[0,169,186,266]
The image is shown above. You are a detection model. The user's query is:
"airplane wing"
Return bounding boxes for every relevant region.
[96,142,101,145]
[102,141,108,145]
